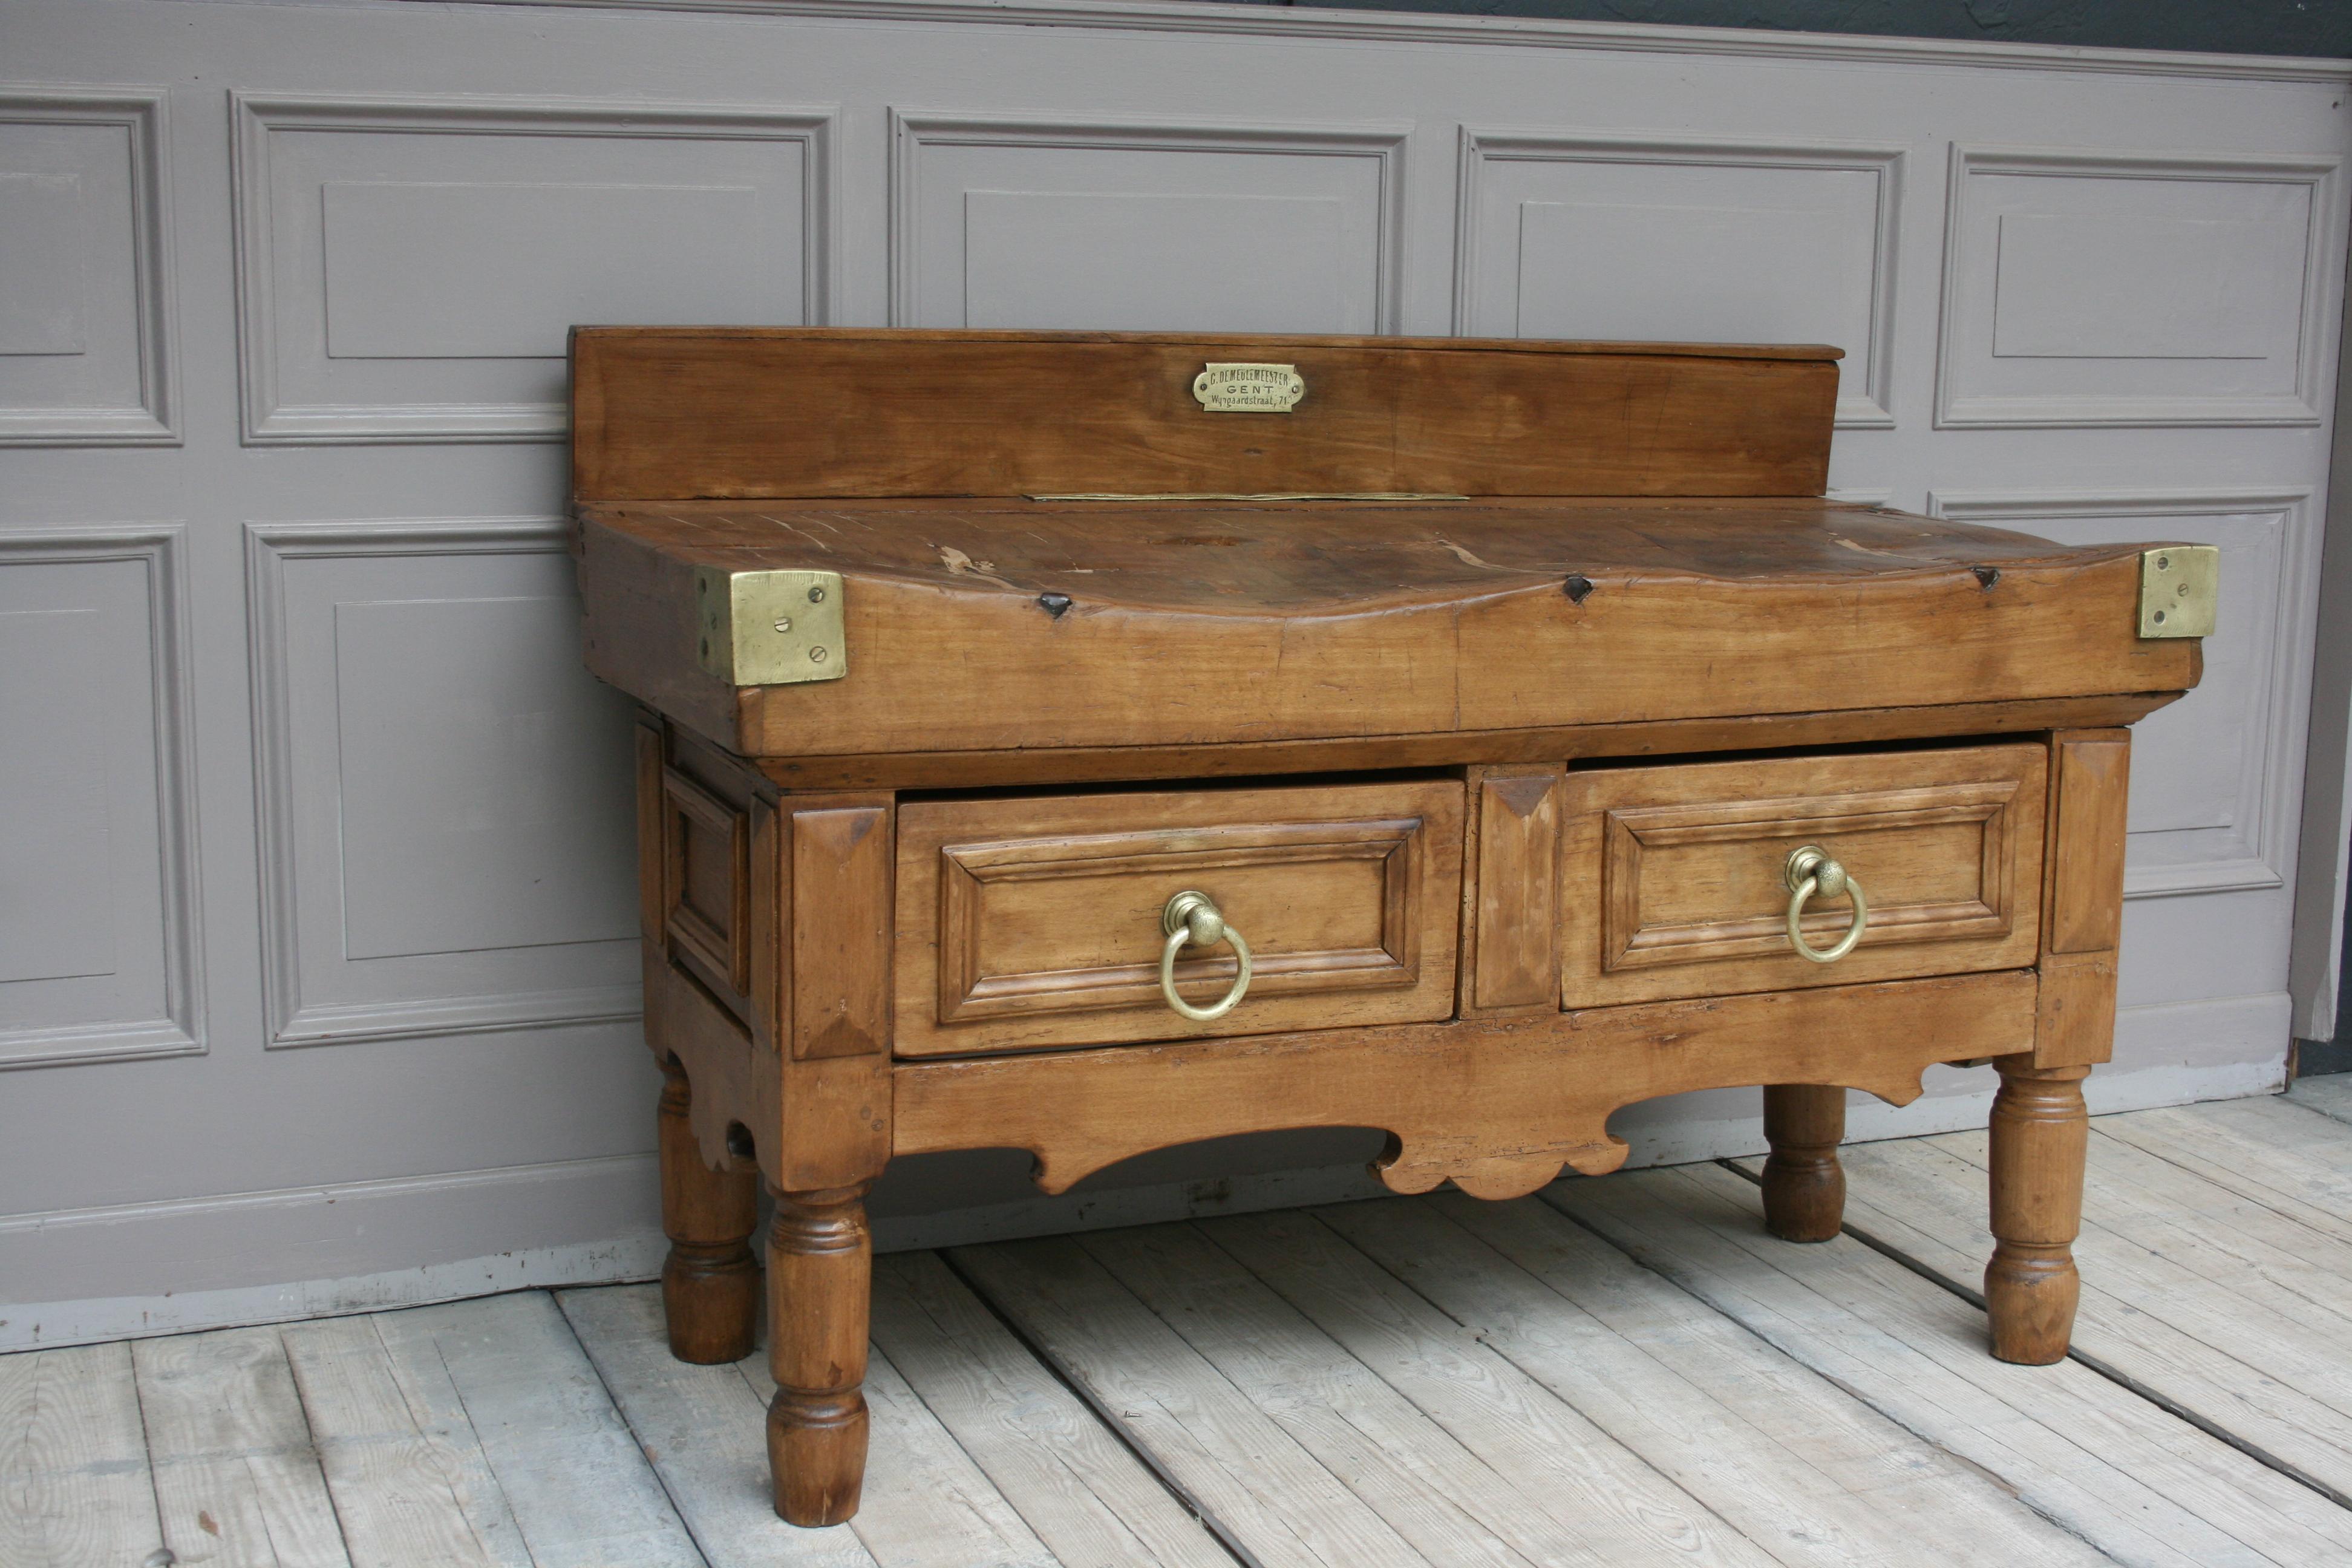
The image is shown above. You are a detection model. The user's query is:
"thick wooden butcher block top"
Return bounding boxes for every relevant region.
[569,329,2202,771]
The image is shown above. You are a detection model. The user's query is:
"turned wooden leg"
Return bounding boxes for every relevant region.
[656,1056,760,1364]
[768,1184,872,1526]
[1985,1058,2090,1365]
[1761,1084,1846,1242]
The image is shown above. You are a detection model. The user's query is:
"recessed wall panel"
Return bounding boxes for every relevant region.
[334,595,636,961]
[234,96,832,442]
[0,529,198,1067]
[249,520,639,1045]
[962,190,1351,332]
[1458,132,1901,426]
[0,174,90,355]
[1938,148,2337,426]
[0,608,113,986]
[0,90,174,444]
[892,114,1403,332]
[319,181,773,359]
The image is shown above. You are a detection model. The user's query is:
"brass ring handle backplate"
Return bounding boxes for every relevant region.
[1785,845,1869,964]
[1159,890,1254,1021]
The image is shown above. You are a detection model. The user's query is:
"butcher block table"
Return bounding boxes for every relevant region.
[567,327,2212,1526]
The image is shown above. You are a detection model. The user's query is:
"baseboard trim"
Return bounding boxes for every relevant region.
[1,1153,665,1351]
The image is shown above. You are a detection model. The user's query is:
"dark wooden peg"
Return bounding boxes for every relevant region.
[1760,1083,1846,1243]
[657,1056,762,1365]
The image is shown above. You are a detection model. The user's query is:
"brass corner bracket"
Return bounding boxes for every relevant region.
[2137,546,2218,639]
[694,567,848,686]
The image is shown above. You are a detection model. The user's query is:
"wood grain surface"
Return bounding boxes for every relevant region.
[743,694,2181,791]
[893,970,2037,1196]
[571,328,1841,503]
[1460,764,1565,1015]
[577,498,2199,758]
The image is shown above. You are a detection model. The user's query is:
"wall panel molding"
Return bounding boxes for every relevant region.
[0,87,177,445]
[887,109,1408,332]
[0,524,202,1068]
[1927,487,2318,899]
[231,91,837,444]
[245,517,640,1047]
[1455,128,1903,427]
[1936,145,2342,428]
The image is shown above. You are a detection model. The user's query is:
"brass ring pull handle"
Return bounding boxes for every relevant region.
[1158,890,1254,1021]
[1785,845,1869,964]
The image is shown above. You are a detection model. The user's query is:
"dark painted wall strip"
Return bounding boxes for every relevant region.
[1217,1,2352,59]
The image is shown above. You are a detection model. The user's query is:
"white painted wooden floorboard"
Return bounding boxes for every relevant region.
[2101,1099,2352,1246]
[1202,1206,1818,1567]
[1826,1133,2352,1499]
[133,1327,350,1568]
[1082,1219,1602,1568]
[733,1307,1062,1568]
[870,1251,1231,1568]
[1161,1209,1782,1567]
[2097,1117,2352,1258]
[2077,1128,2352,1293]
[367,1293,706,1567]
[2287,1077,2352,1125]
[1315,1195,2102,1568]
[1562,1163,2352,1568]
[1422,1189,2117,1567]
[953,1235,1434,1568]
[0,1340,164,1568]
[280,1313,534,1568]
[557,1285,877,1568]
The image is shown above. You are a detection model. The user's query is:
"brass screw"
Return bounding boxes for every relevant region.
[808,586,826,604]
[773,617,792,633]
[810,646,829,663]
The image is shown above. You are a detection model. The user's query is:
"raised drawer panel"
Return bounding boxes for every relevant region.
[895,780,1462,1056]
[1562,743,2046,1007]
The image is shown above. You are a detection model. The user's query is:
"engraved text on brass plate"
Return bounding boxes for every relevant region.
[1192,362,1305,413]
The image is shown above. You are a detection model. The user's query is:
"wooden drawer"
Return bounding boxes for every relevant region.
[1561,743,2047,1007]
[895,780,1463,1056]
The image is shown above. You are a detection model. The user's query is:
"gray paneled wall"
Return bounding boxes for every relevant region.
[2,0,2346,1347]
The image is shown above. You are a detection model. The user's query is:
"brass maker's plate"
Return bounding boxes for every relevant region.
[694,567,848,686]
[2137,545,2219,639]
[1192,362,1305,413]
